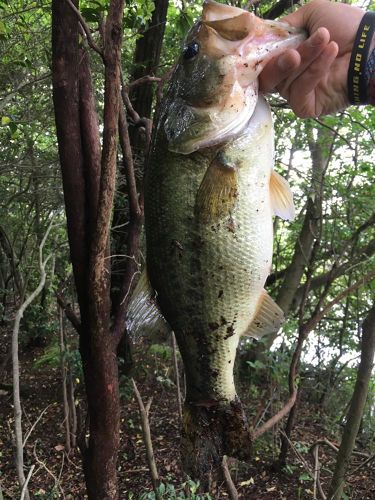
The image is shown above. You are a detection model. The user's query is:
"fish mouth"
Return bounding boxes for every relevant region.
[201,0,306,81]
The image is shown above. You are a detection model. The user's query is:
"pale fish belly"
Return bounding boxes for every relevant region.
[145,97,274,403]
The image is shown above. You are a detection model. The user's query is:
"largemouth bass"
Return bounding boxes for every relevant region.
[128,0,305,470]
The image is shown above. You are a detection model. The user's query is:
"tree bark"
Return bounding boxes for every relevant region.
[52,1,125,498]
[52,0,89,319]
[327,304,375,500]
[129,0,168,145]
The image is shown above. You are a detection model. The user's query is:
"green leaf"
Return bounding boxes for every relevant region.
[299,472,311,482]
[9,122,17,135]
[1,116,11,125]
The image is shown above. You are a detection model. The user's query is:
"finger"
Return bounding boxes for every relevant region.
[281,0,326,29]
[259,49,301,93]
[286,42,339,118]
[281,27,330,87]
[259,27,329,94]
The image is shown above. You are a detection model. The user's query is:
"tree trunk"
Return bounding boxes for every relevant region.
[129,0,169,150]
[327,304,375,499]
[52,1,125,497]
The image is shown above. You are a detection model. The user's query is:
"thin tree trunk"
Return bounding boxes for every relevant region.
[277,391,301,468]
[171,332,183,421]
[59,306,71,453]
[327,304,375,499]
[12,224,52,499]
[129,0,169,151]
[68,370,77,448]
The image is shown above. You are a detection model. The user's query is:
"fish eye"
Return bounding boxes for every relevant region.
[183,42,200,60]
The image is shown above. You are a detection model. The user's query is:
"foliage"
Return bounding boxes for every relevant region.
[1,0,375,497]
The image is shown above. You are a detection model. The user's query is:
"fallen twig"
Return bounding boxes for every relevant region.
[280,430,313,478]
[33,441,64,498]
[222,456,238,500]
[349,452,375,476]
[132,379,160,499]
[23,404,53,447]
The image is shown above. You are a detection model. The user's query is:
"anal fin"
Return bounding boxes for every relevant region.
[126,269,171,343]
[195,151,238,223]
[270,170,295,221]
[243,290,284,340]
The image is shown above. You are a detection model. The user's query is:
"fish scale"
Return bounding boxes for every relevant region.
[145,98,275,403]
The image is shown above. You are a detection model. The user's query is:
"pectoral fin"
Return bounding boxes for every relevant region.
[126,270,171,343]
[243,290,284,340]
[270,170,295,221]
[195,152,238,223]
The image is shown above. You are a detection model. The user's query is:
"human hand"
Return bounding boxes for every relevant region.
[259,0,365,117]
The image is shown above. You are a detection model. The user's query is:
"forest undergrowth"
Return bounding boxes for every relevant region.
[1,323,374,500]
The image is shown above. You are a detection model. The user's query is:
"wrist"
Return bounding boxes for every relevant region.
[347,11,375,105]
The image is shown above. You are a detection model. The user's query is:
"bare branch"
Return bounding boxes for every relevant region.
[56,292,81,334]
[313,118,354,150]
[253,389,297,439]
[120,79,153,150]
[23,404,53,447]
[0,73,51,113]
[305,269,375,333]
[63,0,103,59]
[118,104,141,218]
[262,0,297,20]
[112,87,144,343]
[127,75,161,91]
[222,456,239,500]
[12,221,54,499]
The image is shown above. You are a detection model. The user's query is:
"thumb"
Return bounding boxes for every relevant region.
[280,7,307,30]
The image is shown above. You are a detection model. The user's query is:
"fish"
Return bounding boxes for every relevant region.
[127,0,305,464]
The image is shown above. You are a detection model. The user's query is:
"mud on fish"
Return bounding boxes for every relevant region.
[128,0,305,416]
